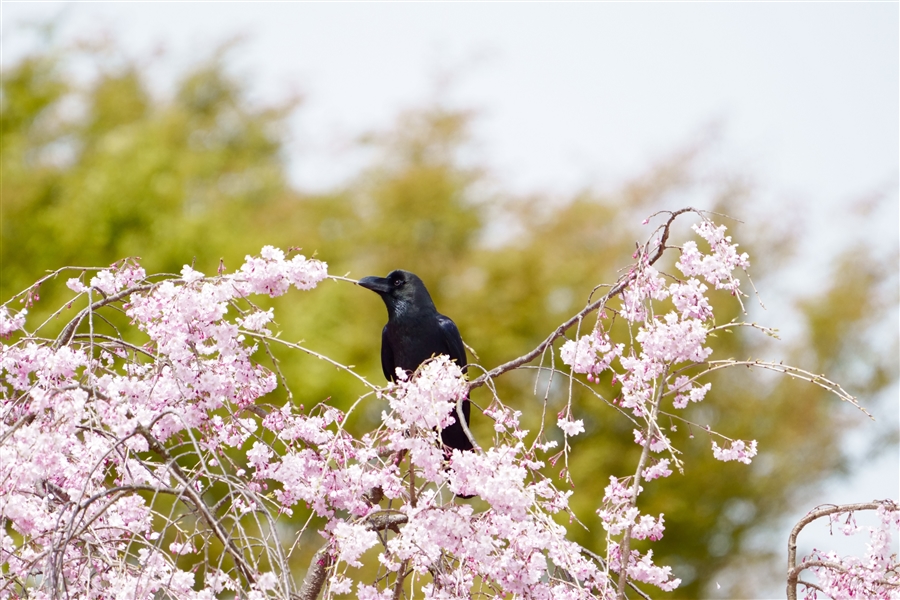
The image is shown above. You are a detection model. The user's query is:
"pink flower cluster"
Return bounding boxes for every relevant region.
[309,360,616,598]
[596,476,679,591]
[1,248,326,598]
[384,355,468,433]
[558,217,759,594]
[65,261,147,295]
[676,221,750,294]
[561,218,756,452]
[0,307,26,337]
[560,329,620,382]
[1,213,877,600]
[800,502,900,599]
[711,439,758,464]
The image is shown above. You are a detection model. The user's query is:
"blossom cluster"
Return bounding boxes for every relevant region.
[305,359,616,598]
[676,221,750,294]
[0,306,26,337]
[0,244,624,599]
[559,218,757,593]
[596,476,679,591]
[560,219,755,452]
[1,248,326,599]
[384,356,468,433]
[66,260,147,295]
[0,214,881,600]
[798,502,900,599]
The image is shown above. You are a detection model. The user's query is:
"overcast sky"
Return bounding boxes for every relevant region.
[5,3,898,200]
[3,2,898,596]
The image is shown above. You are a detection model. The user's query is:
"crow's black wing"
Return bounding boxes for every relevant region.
[436,313,473,454]
[380,324,396,381]
[436,314,467,372]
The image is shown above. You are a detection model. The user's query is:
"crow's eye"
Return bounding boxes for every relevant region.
[393,278,403,287]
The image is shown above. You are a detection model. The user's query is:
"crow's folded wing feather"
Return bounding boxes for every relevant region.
[380,324,396,381]
[436,314,467,372]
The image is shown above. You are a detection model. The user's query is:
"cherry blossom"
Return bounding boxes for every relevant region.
[557,415,586,437]
[0,307,26,336]
[711,439,758,464]
[0,214,883,600]
[788,501,899,600]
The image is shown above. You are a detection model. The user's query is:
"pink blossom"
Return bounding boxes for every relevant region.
[631,513,667,541]
[557,415,585,437]
[329,574,353,594]
[669,278,712,320]
[642,459,673,481]
[235,247,327,297]
[89,263,147,295]
[385,355,468,432]
[560,329,620,381]
[602,476,639,506]
[358,584,395,600]
[676,222,749,293]
[627,549,681,591]
[633,429,671,453]
[621,266,670,323]
[238,308,275,332]
[332,521,380,567]
[670,376,712,409]
[246,441,273,472]
[0,307,27,336]
[90,269,119,294]
[169,541,195,555]
[255,572,278,592]
[66,278,88,293]
[180,264,205,283]
[635,312,712,365]
[711,439,758,464]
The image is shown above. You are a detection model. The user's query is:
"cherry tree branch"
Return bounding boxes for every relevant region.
[469,207,700,390]
[133,423,258,586]
[616,368,667,600]
[786,500,899,600]
[298,545,332,600]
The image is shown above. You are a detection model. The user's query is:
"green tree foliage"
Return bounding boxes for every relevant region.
[2,39,895,598]
[1,44,294,305]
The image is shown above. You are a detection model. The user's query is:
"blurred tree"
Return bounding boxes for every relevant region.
[1,42,295,306]
[1,37,895,598]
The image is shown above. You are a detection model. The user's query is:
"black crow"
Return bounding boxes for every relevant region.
[358,270,474,453]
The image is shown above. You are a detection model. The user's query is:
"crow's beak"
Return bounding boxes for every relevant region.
[358,276,391,295]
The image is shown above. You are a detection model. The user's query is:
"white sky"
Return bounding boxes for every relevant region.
[2,2,898,597]
[4,3,897,202]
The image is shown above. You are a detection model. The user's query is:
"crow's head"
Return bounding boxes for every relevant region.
[358,270,436,318]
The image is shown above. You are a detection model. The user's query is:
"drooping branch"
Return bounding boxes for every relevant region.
[133,423,258,586]
[786,500,899,600]
[54,283,154,348]
[616,367,667,600]
[469,207,700,390]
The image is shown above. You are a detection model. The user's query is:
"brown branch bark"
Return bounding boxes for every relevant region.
[298,545,333,600]
[54,283,154,348]
[469,208,698,391]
